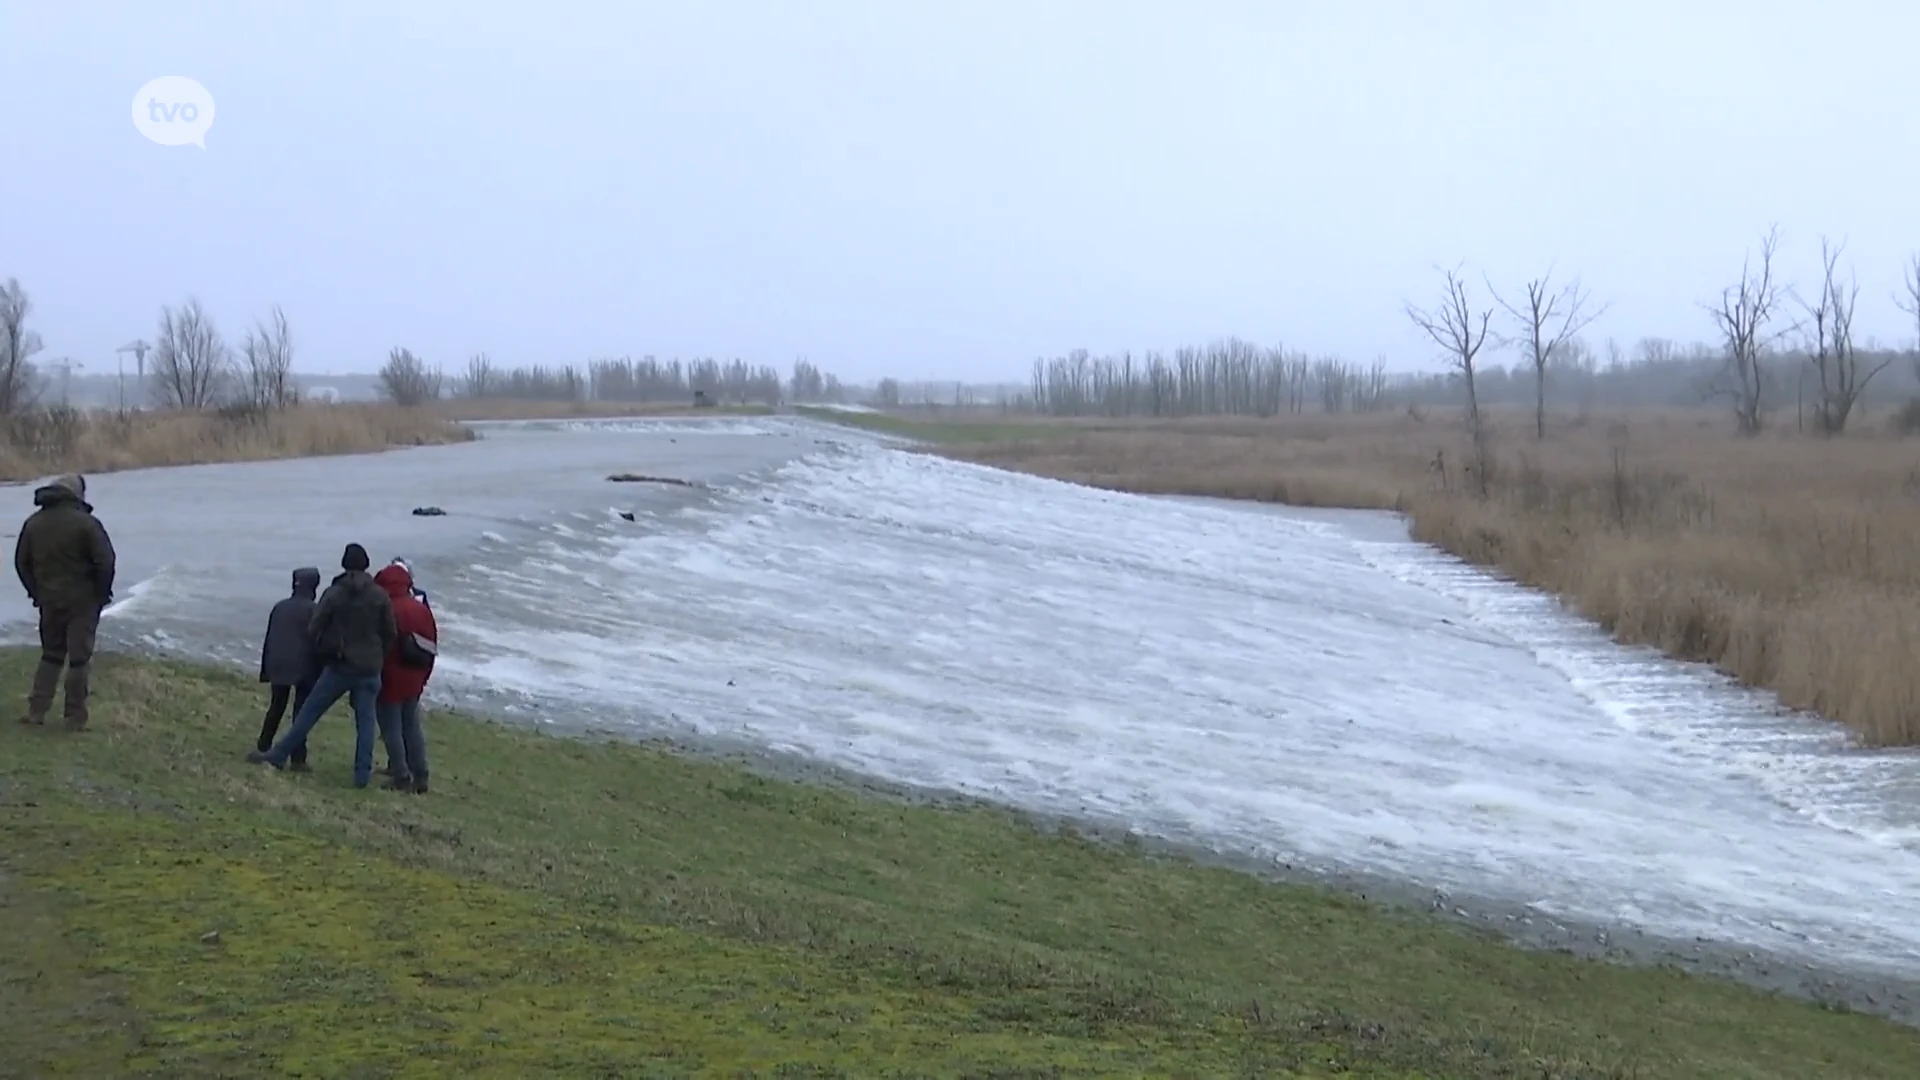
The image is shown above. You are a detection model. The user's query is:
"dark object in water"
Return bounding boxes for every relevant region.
[617,510,636,522]
[411,506,447,516]
[606,473,697,487]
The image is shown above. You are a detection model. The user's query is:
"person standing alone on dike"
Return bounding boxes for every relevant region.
[14,474,115,731]
[249,543,395,787]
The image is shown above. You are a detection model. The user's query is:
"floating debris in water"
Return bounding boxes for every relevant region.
[606,473,698,487]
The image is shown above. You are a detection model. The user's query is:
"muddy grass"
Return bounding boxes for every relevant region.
[2,652,1917,1077]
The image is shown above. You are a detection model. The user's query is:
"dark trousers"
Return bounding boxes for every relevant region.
[257,677,316,765]
[376,697,428,784]
[27,603,102,725]
[263,666,382,787]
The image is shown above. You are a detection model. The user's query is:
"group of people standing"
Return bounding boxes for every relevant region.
[12,473,442,793]
[249,543,440,793]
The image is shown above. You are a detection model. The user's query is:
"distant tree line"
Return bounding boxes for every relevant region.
[3,274,866,417]
[377,350,855,408]
[1017,343,1391,417]
[905,228,1920,441]
[928,332,1920,433]
[16,221,1920,439]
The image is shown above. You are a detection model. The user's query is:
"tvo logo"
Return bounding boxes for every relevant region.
[132,76,216,148]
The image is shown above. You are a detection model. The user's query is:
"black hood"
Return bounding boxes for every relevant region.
[31,483,90,513]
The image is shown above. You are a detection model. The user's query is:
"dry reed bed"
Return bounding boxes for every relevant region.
[939,408,1920,747]
[0,404,472,481]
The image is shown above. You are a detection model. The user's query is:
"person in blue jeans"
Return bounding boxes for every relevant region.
[248,543,396,787]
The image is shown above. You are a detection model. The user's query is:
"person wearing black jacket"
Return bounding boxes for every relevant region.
[255,567,322,770]
[248,543,396,788]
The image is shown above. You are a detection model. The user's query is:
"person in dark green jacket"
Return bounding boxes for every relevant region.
[13,473,116,730]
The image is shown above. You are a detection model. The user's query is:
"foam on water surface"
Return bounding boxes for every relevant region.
[426,440,1920,978]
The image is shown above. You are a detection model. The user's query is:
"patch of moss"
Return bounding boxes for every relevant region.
[2,649,1918,1077]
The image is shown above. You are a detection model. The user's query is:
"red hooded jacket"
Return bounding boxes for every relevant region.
[373,563,437,703]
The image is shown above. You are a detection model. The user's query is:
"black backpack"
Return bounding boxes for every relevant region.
[397,630,437,670]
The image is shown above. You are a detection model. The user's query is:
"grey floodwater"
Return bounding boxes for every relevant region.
[12,414,1920,1025]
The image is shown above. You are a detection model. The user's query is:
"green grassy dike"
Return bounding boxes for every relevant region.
[1,651,1915,1078]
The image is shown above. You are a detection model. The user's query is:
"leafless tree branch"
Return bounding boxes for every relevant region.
[1701,225,1793,436]
[1797,237,1887,434]
[238,305,296,411]
[0,278,46,415]
[1897,253,1920,390]
[1405,264,1494,431]
[149,297,233,410]
[380,347,443,407]
[1405,264,1495,495]
[458,352,497,399]
[1491,265,1610,439]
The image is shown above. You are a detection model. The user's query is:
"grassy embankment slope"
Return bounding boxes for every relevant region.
[3,650,1917,1078]
[801,405,1920,748]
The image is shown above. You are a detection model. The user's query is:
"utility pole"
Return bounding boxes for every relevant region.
[116,339,150,413]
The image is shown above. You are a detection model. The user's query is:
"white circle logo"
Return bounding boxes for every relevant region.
[132,76,216,148]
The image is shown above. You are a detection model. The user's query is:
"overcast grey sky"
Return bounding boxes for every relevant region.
[3,1,1917,381]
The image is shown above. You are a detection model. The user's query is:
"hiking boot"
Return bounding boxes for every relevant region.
[17,712,45,726]
[383,776,414,793]
[245,751,285,772]
[412,779,428,795]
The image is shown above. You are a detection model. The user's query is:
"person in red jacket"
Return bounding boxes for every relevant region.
[372,562,438,793]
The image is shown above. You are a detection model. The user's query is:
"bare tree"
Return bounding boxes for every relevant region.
[149,297,233,410]
[1703,226,1792,436]
[457,352,498,398]
[0,278,45,414]
[1898,253,1920,389]
[1406,265,1496,496]
[238,305,297,411]
[379,347,443,406]
[1405,264,1495,432]
[1492,267,1608,439]
[1797,238,1889,434]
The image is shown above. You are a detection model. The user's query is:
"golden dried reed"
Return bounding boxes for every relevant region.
[0,403,472,482]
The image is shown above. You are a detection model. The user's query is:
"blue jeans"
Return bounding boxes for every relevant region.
[377,697,428,784]
[263,665,382,786]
